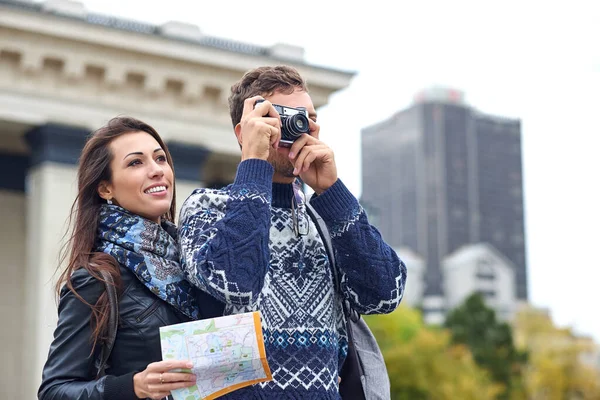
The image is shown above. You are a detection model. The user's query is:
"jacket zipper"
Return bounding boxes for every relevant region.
[135,299,161,322]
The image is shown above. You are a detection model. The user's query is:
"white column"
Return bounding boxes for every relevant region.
[21,124,87,400]
[21,162,78,399]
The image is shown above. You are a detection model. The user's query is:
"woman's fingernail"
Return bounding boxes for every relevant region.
[293,168,298,175]
[289,152,295,159]
[186,362,193,368]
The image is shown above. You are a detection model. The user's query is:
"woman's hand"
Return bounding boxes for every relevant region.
[133,360,196,399]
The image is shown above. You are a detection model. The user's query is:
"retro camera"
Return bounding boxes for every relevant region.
[255,99,310,147]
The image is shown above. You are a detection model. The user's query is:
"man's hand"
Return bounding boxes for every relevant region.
[236,96,281,161]
[287,120,337,194]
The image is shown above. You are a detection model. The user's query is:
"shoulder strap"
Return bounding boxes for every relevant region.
[305,202,340,291]
[96,269,119,379]
[306,200,367,397]
[305,201,358,322]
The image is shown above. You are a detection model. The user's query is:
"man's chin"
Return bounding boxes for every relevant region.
[267,155,295,179]
[280,169,295,178]
[270,163,296,181]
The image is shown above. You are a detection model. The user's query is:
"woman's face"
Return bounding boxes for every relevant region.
[98,131,174,223]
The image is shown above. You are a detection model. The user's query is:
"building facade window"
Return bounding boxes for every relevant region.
[476,257,496,280]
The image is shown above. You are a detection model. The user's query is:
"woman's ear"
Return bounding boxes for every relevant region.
[97,181,113,202]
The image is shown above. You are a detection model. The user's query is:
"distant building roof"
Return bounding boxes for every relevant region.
[413,86,466,105]
[443,242,518,273]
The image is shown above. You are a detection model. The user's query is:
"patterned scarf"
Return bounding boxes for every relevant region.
[95,204,199,320]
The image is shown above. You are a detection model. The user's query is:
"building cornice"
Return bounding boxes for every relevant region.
[0,1,355,85]
[0,0,355,77]
[0,1,355,157]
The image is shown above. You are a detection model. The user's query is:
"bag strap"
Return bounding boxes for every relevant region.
[305,203,340,289]
[306,201,367,393]
[305,202,358,322]
[96,269,119,379]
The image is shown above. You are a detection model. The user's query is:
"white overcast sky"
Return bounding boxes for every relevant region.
[74,0,600,340]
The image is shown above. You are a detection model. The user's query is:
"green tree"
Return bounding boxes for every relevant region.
[444,293,527,399]
[365,306,502,399]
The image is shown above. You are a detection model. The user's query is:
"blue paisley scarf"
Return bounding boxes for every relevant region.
[95,204,199,320]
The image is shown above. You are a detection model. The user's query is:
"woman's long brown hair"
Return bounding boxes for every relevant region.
[55,116,177,352]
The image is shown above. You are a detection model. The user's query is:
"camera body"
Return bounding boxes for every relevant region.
[255,99,310,147]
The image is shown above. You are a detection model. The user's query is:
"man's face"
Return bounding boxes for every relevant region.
[264,89,317,182]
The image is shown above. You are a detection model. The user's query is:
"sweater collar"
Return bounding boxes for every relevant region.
[272,182,294,208]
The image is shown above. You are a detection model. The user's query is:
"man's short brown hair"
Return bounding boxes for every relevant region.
[228,65,308,128]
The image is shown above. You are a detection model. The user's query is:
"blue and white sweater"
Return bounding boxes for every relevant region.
[178,159,406,399]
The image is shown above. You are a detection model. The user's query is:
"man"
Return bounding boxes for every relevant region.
[178,65,406,399]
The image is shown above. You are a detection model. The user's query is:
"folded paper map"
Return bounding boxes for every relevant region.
[160,311,272,400]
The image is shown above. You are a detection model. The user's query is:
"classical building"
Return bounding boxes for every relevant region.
[0,0,354,397]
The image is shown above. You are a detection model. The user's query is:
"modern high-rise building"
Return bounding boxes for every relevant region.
[361,87,527,319]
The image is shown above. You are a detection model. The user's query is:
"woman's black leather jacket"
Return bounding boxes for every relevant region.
[38,266,190,400]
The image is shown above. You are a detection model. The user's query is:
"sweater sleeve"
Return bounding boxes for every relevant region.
[309,179,407,315]
[38,269,138,400]
[178,159,274,306]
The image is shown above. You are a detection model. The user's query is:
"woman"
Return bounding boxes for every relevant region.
[39,117,198,400]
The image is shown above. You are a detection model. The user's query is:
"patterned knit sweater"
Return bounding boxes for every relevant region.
[178,159,406,399]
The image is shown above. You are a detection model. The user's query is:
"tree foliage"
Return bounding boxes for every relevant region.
[513,306,600,399]
[444,293,527,399]
[365,306,503,399]
[364,296,600,400]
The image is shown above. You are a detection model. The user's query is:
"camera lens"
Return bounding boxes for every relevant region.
[294,118,306,131]
[283,114,310,138]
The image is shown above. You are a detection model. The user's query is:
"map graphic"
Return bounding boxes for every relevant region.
[160,311,272,400]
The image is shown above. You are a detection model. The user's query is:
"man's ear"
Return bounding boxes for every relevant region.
[234,123,243,147]
[97,181,113,201]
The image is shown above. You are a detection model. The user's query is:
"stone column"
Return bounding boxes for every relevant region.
[21,124,88,400]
